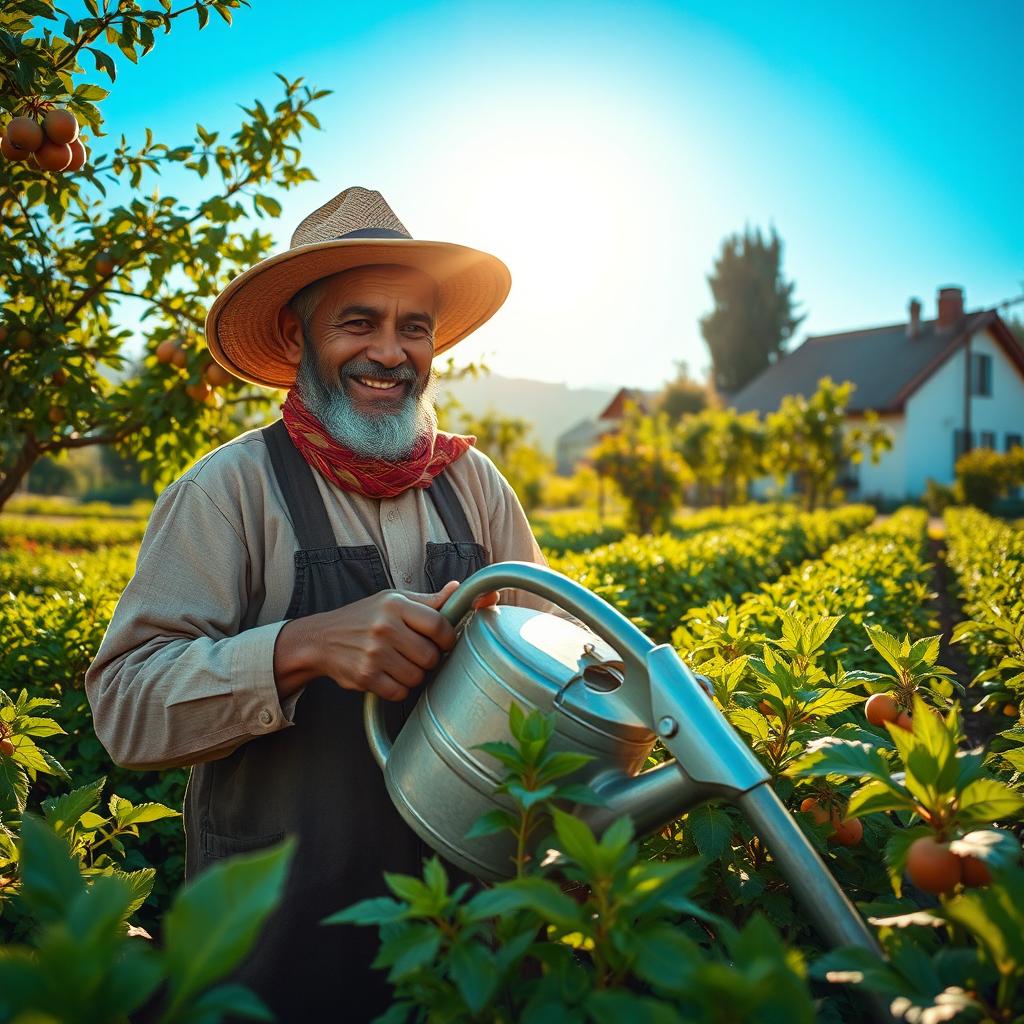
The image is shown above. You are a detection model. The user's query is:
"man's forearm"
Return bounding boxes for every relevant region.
[273,616,325,698]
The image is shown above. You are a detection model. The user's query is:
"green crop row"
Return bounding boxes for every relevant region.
[3,495,154,519]
[676,507,934,673]
[532,502,793,556]
[550,504,875,641]
[944,507,1024,700]
[0,514,148,550]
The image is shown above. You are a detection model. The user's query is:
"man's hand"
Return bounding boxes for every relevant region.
[273,580,500,703]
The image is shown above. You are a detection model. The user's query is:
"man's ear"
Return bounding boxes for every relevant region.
[277,305,305,367]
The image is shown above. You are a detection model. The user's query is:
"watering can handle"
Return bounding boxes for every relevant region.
[365,561,658,770]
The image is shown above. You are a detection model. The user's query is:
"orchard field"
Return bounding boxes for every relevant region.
[1,494,1022,1023]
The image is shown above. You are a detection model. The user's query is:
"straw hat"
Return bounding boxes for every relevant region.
[205,186,512,389]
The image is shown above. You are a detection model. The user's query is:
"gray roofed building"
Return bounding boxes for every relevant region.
[732,303,1024,416]
[731,286,1024,500]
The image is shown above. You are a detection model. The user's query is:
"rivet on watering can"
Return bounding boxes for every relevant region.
[657,716,678,738]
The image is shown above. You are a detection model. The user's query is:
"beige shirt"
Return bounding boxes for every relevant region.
[85,423,566,772]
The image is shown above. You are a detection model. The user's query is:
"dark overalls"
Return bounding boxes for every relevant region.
[182,419,489,1022]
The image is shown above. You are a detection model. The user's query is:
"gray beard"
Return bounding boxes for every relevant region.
[293,347,439,460]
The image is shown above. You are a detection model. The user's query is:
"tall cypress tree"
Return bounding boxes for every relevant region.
[700,225,805,395]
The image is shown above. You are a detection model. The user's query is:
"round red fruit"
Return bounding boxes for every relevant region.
[906,836,962,895]
[42,108,79,146]
[865,693,900,726]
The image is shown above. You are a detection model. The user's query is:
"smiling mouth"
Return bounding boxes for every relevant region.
[352,376,408,393]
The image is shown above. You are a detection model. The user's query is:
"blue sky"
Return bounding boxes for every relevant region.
[94,0,1023,389]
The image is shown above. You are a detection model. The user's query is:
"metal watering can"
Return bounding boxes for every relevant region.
[364,561,882,964]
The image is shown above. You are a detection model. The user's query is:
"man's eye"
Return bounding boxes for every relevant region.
[345,319,371,328]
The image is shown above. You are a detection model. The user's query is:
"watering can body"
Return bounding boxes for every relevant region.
[365,561,889,998]
[366,602,658,880]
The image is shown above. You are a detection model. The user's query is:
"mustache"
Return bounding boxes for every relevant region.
[339,359,420,386]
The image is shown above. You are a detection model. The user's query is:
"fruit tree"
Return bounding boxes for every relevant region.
[0,0,329,508]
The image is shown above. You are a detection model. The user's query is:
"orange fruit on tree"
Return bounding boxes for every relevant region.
[156,339,179,364]
[66,139,87,172]
[1002,703,1018,718]
[799,797,830,826]
[42,108,79,145]
[47,406,65,424]
[32,140,73,171]
[906,836,962,895]
[0,737,13,758]
[894,711,914,731]
[829,817,863,847]
[185,381,211,403]
[959,855,991,888]
[1,133,30,161]
[204,361,234,387]
[865,693,900,726]
[51,368,67,386]
[95,253,117,276]
[171,347,188,368]
[6,116,43,152]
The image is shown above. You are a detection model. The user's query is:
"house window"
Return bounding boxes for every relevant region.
[953,429,974,467]
[1007,434,1023,451]
[969,352,993,396]
[979,431,996,449]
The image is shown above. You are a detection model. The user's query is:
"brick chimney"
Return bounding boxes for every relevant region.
[907,297,922,338]
[937,286,964,330]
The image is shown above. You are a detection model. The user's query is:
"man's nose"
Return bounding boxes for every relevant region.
[363,323,407,368]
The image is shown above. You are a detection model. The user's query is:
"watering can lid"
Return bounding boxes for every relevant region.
[472,606,653,742]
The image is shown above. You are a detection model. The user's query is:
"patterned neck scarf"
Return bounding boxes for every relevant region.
[280,389,475,499]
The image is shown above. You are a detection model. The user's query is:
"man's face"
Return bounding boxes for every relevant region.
[281,264,441,458]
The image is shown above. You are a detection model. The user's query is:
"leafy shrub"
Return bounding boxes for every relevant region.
[954,447,1024,512]
[333,706,819,1024]
[676,507,935,675]
[553,505,874,641]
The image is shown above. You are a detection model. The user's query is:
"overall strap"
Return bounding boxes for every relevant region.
[425,472,476,545]
[262,419,339,550]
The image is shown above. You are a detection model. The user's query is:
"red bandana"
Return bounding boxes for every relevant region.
[280,389,476,499]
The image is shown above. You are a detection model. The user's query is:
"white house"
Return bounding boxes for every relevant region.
[729,286,1024,502]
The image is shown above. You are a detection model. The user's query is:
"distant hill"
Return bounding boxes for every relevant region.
[438,374,616,454]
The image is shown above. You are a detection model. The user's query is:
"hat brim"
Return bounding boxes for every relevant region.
[205,239,512,389]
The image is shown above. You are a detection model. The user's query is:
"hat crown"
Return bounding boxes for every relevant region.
[289,186,412,248]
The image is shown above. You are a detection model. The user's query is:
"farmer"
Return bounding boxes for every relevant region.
[85,186,568,1022]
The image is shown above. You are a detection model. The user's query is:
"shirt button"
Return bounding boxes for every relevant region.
[258,708,274,726]
[402,573,413,585]
[386,509,399,522]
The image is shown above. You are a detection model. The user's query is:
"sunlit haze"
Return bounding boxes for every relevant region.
[94,0,1023,390]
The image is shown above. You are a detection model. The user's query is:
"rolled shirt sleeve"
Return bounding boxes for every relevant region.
[85,477,301,771]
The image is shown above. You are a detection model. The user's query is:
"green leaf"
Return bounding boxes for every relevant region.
[788,737,893,781]
[0,755,30,813]
[846,778,915,818]
[801,689,864,717]
[626,922,701,993]
[551,808,599,869]
[686,805,733,858]
[464,808,517,840]
[958,778,1024,825]
[375,922,442,980]
[18,815,86,925]
[448,941,499,1014]
[324,895,408,926]
[941,873,1024,977]
[118,801,181,827]
[162,837,296,1015]
[42,778,106,836]
[187,983,273,1021]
